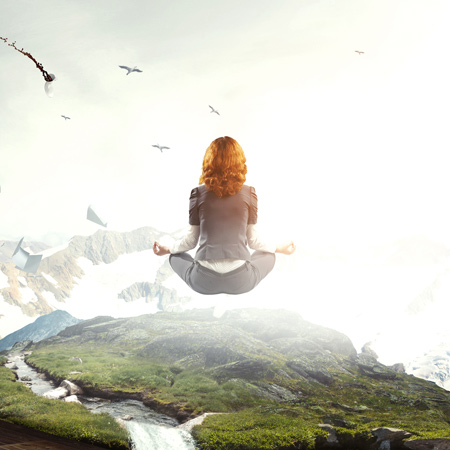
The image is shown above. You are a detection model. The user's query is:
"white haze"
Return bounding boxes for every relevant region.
[1,0,450,368]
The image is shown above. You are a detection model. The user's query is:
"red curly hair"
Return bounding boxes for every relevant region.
[199,136,247,198]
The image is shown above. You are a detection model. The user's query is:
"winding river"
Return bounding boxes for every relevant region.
[6,354,197,450]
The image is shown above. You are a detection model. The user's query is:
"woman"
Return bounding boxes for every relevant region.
[153,136,295,295]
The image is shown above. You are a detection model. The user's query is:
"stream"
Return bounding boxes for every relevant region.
[5,354,197,450]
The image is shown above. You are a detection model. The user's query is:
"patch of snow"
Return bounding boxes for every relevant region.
[19,287,38,304]
[56,250,164,320]
[41,272,58,286]
[17,276,27,286]
[0,270,8,289]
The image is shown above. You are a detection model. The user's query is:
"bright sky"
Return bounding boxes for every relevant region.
[1,0,450,250]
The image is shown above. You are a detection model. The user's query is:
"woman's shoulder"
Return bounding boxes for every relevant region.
[190,185,206,194]
[189,185,208,201]
[241,185,256,195]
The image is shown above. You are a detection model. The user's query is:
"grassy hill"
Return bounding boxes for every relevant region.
[3,308,450,449]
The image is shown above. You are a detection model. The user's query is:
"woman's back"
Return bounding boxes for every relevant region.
[191,185,256,261]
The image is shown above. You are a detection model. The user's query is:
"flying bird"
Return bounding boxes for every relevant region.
[152,144,170,152]
[209,105,220,115]
[61,115,70,120]
[119,65,143,75]
[355,50,364,55]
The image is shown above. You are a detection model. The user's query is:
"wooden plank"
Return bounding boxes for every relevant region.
[0,420,110,449]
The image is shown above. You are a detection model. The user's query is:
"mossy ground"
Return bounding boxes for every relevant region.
[21,341,450,449]
[0,362,130,449]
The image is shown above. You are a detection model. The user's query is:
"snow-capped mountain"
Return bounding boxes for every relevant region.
[406,343,450,391]
[2,229,450,392]
[0,227,192,339]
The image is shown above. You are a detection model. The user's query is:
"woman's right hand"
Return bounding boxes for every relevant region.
[153,241,170,256]
[276,241,296,255]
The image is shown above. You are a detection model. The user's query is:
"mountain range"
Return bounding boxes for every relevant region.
[0,227,191,339]
[1,228,450,391]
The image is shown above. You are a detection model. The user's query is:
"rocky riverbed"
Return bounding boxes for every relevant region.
[5,352,197,450]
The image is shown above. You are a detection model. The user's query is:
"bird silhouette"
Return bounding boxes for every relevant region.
[152,144,170,152]
[61,115,70,120]
[119,65,143,75]
[209,105,220,115]
[355,50,364,55]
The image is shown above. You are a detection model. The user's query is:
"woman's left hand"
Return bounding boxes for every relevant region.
[153,241,170,256]
[276,241,296,255]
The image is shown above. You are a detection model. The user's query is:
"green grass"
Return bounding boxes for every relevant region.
[0,365,130,449]
[22,340,450,448]
[27,345,265,413]
[192,408,326,450]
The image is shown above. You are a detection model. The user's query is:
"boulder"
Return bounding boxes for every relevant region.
[287,359,334,385]
[318,424,339,447]
[361,342,379,360]
[43,386,69,399]
[209,359,274,381]
[371,427,412,449]
[69,356,82,364]
[358,362,397,380]
[60,380,84,395]
[64,395,81,404]
[404,440,450,450]
[388,363,406,374]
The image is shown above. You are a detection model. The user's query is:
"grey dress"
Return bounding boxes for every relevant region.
[169,185,275,295]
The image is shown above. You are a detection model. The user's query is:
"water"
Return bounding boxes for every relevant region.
[127,422,196,450]
[80,398,196,450]
[8,355,56,396]
[6,354,197,450]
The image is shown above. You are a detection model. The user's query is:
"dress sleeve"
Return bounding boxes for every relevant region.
[248,186,258,224]
[170,225,200,254]
[247,224,276,253]
[189,187,200,226]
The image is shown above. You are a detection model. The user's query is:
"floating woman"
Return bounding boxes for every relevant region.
[153,136,296,295]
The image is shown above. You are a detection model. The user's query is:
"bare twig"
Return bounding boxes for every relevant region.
[1,36,54,82]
